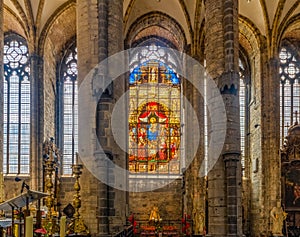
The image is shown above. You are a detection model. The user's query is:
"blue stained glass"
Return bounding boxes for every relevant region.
[129,60,180,85]
[128,44,181,175]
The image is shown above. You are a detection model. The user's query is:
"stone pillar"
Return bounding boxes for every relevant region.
[262,56,281,234]
[30,54,43,191]
[96,0,125,235]
[107,0,126,233]
[205,0,242,236]
[97,0,110,235]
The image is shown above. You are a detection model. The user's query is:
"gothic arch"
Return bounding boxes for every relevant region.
[239,15,263,57]
[280,14,300,47]
[125,11,187,51]
[39,2,76,139]
[38,0,76,56]
[3,6,27,39]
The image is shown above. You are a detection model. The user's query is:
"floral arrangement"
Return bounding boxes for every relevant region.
[163,225,177,231]
[182,213,191,236]
[141,226,156,231]
[128,213,138,234]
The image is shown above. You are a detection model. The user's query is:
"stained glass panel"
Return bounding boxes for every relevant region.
[61,45,78,175]
[3,34,30,174]
[279,47,300,144]
[128,45,181,174]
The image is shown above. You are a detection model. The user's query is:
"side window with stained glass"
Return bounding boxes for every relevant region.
[3,33,30,174]
[59,43,78,175]
[279,46,300,143]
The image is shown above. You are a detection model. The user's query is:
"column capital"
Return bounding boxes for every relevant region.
[222,151,241,162]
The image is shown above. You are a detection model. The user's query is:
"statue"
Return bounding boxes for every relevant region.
[193,208,205,235]
[270,202,287,236]
[149,206,161,222]
[149,66,158,82]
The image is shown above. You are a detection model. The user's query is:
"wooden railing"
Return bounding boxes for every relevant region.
[114,225,134,237]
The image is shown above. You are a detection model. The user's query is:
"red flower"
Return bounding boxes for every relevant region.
[128,214,139,234]
[182,214,191,236]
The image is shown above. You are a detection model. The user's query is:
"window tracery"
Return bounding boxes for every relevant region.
[128,44,181,174]
[59,43,78,175]
[3,34,30,174]
[279,46,300,144]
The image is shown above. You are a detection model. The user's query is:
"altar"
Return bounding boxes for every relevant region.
[0,190,48,237]
[139,225,179,237]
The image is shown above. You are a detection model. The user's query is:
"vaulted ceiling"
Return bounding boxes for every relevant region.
[3,0,300,43]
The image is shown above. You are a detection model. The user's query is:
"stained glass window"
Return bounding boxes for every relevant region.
[239,59,246,172]
[279,46,300,144]
[128,44,181,174]
[60,43,78,175]
[3,34,30,174]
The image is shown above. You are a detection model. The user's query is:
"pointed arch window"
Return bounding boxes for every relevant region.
[128,44,181,175]
[3,34,30,174]
[279,46,300,144]
[57,42,78,175]
[239,57,250,173]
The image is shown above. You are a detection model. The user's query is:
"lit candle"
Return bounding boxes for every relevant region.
[25,216,33,237]
[0,172,4,202]
[60,216,66,237]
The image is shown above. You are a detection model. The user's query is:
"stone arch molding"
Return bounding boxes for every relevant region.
[239,15,262,58]
[280,15,300,46]
[125,11,187,51]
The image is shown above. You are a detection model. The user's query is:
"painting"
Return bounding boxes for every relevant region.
[285,167,300,209]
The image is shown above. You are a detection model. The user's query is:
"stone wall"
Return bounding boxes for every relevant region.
[42,5,76,140]
[129,179,182,225]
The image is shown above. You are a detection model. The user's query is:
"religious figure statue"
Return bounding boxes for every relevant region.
[270,202,287,236]
[193,208,205,235]
[149,206,161,222]
[149,66,158,82]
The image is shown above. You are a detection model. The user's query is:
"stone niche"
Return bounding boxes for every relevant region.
[129,178,182,226]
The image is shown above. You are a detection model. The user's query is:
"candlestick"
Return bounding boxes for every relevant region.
[25,216,33,237]
[67,162,89,235]
[0,172,4,203]
[60,216,66,237]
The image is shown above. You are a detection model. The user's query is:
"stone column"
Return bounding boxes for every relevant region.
[97,0,125,235]
[97,0,110,235]
[30,54,43,191]
[107,0,127,233]
[262,56,281,234]
[76,0,100,233]
[205,0,242,236]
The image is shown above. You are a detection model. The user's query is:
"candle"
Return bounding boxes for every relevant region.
[0,172,4,202]
[25,216,33,237]
[60,216,66,237]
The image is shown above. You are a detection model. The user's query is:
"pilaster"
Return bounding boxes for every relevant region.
[30,53,43,191]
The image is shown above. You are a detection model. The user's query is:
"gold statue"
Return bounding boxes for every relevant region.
[193,208,205,235]
[270,201,287,236]
[149,206,161,222]
[149,66,158,82]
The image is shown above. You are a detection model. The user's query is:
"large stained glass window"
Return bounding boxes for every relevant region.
[239,59,246,172]
[279,46,300,144]
[128,44,181,174]
[3,34,30,174]
[60,43,78,175]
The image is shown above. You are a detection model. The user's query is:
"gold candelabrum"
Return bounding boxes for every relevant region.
[43,138,60,236]
[68,159,89,235]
